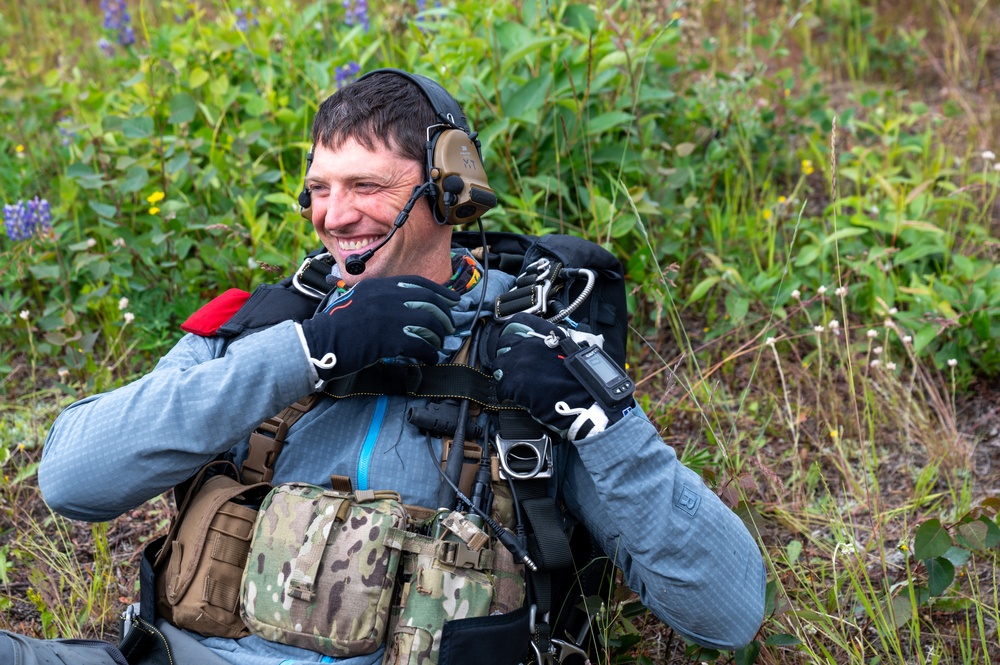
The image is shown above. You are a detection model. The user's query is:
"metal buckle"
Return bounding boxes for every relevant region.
[494,258,557,320]
[292,253,332,300]
[495,433,552,480]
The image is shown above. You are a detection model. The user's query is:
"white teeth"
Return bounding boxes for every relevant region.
[338,237,379,251]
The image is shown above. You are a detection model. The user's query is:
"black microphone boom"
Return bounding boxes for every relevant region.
[344,182,433,275]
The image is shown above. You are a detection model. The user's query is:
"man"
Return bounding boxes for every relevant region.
[8,70,765,664]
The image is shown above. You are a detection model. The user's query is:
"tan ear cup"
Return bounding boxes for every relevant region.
[428,129,497,225]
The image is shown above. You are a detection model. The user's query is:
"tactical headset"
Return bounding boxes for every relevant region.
[297,68,497,227]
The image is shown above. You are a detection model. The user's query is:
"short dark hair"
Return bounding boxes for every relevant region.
[311,71,437,165]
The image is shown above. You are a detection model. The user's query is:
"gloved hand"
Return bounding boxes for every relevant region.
[300,276,459,381]
[483,313,632,441]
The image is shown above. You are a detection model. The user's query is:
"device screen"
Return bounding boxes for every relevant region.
[585,350,620,385]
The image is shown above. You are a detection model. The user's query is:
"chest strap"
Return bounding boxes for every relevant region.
[241,394,320,484]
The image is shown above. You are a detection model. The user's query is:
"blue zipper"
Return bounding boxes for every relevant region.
[357,395,388,490]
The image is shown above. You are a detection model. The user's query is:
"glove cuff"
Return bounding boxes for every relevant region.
[561,403,609,441]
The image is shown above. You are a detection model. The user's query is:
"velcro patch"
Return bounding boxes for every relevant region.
[675,485,701,517]
[181,288,251,336]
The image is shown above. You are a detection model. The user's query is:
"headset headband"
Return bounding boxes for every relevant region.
[357,68,472,134]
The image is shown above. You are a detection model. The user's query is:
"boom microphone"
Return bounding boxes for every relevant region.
[344,183,433,276]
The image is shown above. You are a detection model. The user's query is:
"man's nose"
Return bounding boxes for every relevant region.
[322,191,362,229]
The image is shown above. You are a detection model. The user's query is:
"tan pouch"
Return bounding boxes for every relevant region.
[154,461,271,638]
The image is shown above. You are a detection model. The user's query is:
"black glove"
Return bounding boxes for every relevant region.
[483,313,632,441]
[300,276,459,381]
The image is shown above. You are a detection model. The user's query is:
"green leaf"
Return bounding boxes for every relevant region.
[735,640,760,665]
[785,539,802,564]
[118,165,150,194]
[822,227,868,245]
[912,325,937,355]
[168,92,198,124]
[189,67,210,88]
[893,243,944,267]
[28,264,61,280]
[263,193,299,208]
[956,520,988,551]
[913,519,952,559]
[794,244,821,267]
[166,153,191,175]
[88,201,117,218]
[725,291,749,324]
[120,117,154,139]
[924,557,955,597]
[586,111,633,135]
[889,592,913,628]
[942,546,970,566]
[764,633,801,647]
[686,276,720,304]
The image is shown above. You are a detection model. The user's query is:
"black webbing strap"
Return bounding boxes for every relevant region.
[321,361,504,410]
[241,394,319,484]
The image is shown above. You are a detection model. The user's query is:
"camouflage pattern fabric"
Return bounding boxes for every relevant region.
[384,532,494,665]
[240,484,406,657]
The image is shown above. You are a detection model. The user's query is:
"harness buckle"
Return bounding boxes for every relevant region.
[292,253,333,300]
[495,433,552,480]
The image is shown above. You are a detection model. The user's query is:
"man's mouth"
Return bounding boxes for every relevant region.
[338,236,382,252]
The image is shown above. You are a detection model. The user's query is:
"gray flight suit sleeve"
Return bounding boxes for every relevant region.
[558,407,766,650]
[38,321,316,522]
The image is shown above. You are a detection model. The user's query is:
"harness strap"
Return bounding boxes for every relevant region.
[321,361,505,409]
[242,394,320,484]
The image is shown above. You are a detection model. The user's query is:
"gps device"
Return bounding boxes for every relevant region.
[562,342,634,413]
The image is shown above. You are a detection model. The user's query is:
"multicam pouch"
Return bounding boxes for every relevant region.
[383,515,496,665]
[239,483,407,657]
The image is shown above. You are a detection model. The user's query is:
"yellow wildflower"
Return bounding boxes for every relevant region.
[671,11,682,20]
[149,206,161,215]
[146,191,166,204]
[801,159,815,175]
[778,195,787,203]
[16,144,24,153]
[763,209,772,220]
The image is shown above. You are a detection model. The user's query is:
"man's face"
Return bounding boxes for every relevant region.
[304,138,453,286]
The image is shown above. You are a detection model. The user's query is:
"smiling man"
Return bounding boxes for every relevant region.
[16,70,766,665]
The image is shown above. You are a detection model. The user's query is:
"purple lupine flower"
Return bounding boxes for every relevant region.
[97,37,115,57]
[235,7,260,32]
[343,0,370,31]
[100,0,134,48]
[57,119,76,146]
[3,197,52,242]
[335,62,361,89]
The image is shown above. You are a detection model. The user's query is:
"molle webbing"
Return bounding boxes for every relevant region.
[241,394,320,484]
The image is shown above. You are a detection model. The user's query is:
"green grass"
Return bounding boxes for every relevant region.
[1,0,999,662]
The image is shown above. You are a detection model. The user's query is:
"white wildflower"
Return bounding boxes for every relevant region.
[791,289,801,300]
[765,337,776,346]
[19,310,29,320]
[888,307,898,315]
[813,325,825,333]
[828,319,840,330]
[118,297,129,310]
[58,368,70,380]
[834,286,847,297]
[867,329,878,339]
[983,150,996,161]
[902,335,912,344]
[817,285,828,295]
[994,163,1000,172]
[113,237,126,248]
[886,362,897,370]
[947,358,958,367]
[123,312,135,325]
[874,346,883,355]
[86,238,97,248]
[870,359,881,367]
